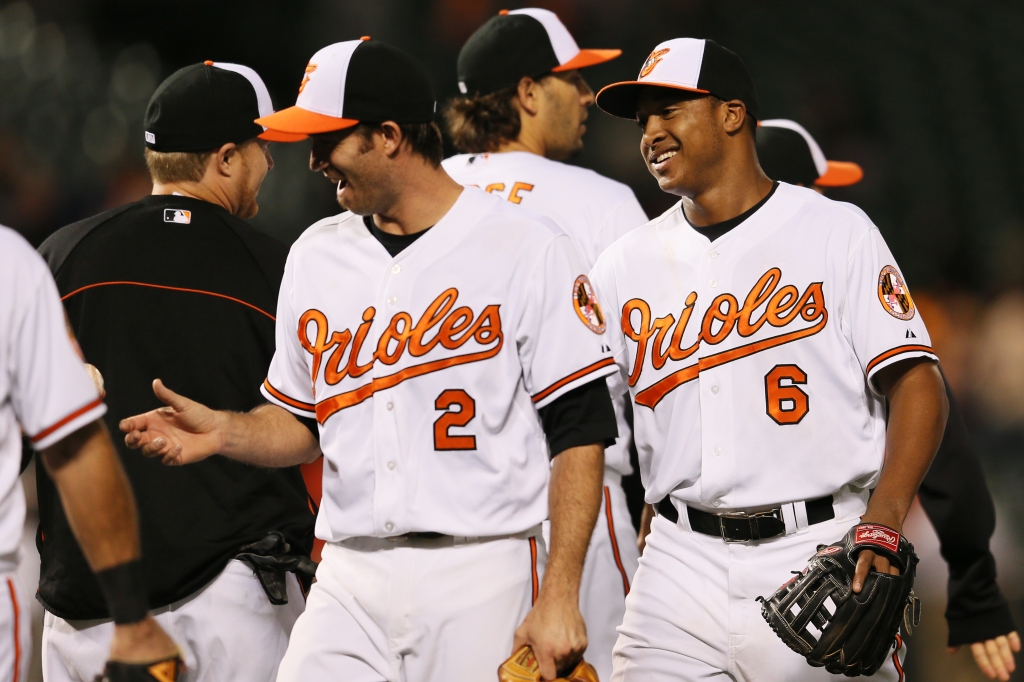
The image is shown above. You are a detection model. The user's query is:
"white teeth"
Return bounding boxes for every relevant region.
[654,150,677,164]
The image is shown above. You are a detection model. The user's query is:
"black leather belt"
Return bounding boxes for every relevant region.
[656,495,834,542]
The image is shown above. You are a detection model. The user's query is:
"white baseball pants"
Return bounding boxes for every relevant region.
[275,531,546,682]
[42,559,304,682]
[0,573,30,682]
[612,502,907,682]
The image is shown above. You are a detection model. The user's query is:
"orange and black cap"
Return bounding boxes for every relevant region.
[757,119,863,187]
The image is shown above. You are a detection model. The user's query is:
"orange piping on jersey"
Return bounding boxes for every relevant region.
[529,537,539,605]
[635,311,828,409]
[604,486,631,596]
[315,339,504,423]
[263,379,315,412]
[531,357,616,404]
[30,397,104,444]
[61,281,276,321]
[865,345,934,375]
[7,578,20,682]
[893,633,904,682]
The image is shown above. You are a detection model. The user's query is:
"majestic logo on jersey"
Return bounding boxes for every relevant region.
[622,267,827,408]
[163,209,191,224]
[573,275,606,334]
[877,265,915,321]
[297,288,503,423]
[639,48,670,78]
[298,62,317,94]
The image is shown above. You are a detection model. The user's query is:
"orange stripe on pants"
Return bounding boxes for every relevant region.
[6,579,20,682]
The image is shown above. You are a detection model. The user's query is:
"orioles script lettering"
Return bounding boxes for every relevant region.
[623,268,828,408]
[297,288,503,422]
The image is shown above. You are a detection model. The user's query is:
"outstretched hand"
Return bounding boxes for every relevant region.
[120,379,223,466]
[949,631,1020,681]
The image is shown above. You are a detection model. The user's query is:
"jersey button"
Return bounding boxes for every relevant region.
[711,500,722,508]
[385,522,394,532]
[387,296,397,305]
[713,446,722,456]
[386,401,394,411]
[387,460,396,470]
[710,250,719,259]
[709,279,717,288]
[391,264,402,274]
[711,385,719,395]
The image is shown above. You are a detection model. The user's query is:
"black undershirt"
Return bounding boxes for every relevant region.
[683,181,779,242]
[297,218,620,455]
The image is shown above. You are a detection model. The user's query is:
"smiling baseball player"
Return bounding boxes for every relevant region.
[120,38,619,682]
[590,38,949,681]
[442,9,647,679]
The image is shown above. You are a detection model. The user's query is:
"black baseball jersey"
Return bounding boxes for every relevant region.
[37,194,314,620]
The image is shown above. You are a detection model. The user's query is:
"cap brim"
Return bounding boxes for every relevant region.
[553,49,622,72]
[255,106,360,138]
[258,129,310,142]
[595,80,710,120]
[815,160,864,187]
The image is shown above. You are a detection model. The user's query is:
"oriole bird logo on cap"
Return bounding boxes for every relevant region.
[639,48,670,78]
[298,63,317,94]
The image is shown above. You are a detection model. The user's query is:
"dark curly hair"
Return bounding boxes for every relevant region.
[443,85,521,153]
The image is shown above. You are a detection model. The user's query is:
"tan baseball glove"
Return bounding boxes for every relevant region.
[498,645,599,682]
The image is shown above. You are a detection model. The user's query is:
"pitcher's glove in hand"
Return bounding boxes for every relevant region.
[758,523,921,677]
[96,655,185,682]
[498,645,599,681]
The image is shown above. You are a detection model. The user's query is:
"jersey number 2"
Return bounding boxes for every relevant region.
[434,389,477,450]
[765,365,809,425]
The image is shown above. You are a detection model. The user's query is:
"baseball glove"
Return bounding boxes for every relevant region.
[95,655,184,682]
[498,645,599,682]
[758,523,921,677]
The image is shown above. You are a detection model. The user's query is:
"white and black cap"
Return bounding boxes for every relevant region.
[458,8,620,95]
[757,119,863,187]
[144,61,300,152]
[256,37,436,139]
[596,38,758,121]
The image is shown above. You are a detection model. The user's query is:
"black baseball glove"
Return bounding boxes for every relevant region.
[758,523,921,677]
[96,655,185,682]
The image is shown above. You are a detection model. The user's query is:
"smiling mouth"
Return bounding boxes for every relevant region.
[650,150,677,171]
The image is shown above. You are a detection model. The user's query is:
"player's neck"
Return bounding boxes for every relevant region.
[679,153,774,228]
[152,182,238,216]
[371,163,464,237]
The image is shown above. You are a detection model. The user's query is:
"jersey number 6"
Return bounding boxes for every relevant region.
[765,365,809,425]
[434,389,477,450]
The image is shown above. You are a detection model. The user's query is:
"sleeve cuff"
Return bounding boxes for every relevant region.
[947,604,1018,647]
[30,398,107,451]
[531,357,617,409]
[865,344,938,389]
[261,379,316,419]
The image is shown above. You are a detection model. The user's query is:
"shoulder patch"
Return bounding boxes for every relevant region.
[877,265,915,320]
[573,275,606,334]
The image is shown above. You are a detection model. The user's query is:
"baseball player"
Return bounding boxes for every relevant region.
[442,9,646,679]
[1,225,181,681]
[755,118,1020,681]
[120,38,619,682]
[36,63,314,682]
[589,38,949,680]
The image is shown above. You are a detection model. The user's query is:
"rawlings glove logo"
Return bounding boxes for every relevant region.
[854,524,900,553]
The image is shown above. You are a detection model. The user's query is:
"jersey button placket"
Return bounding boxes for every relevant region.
[375,262,405,536]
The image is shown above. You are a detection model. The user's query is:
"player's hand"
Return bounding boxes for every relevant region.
[948,631,1020,681]
[120,379,224,466]
[513,593,587,680]
[107,615,180,664]
[851,549,900,593]
[637,503,654,554]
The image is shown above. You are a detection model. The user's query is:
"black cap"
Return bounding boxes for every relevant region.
[257,38,436,138]
[457,8,620,95]
[757,119,863,187]
[144,61,297,153]
[596,38,759,120]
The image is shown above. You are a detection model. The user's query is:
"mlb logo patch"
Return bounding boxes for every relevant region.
[164,209,192,224]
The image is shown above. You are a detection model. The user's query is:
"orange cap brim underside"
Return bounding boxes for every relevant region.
[258,129,309,142]
[815,160,864,187]
[553,49,622,72]
[255,106,360,140]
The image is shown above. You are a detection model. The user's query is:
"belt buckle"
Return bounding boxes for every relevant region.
[719,511,751,543]
[718,508,783,543]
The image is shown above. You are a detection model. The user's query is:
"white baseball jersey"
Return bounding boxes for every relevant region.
[261,188,616,542]
[443,151,647,476]
[0,226,106,572]
[590,183,937,510]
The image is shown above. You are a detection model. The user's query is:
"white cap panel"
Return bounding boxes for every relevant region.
[210,62,274,128]
[294,40,363,117]
[759,119,828,177]
[509,8,580,65]
[637,38,706,89]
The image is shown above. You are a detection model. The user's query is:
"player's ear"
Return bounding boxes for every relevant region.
[213,142,240,177]
[721,100,748,136]
[515,76,542,117]
[378,121,405,159]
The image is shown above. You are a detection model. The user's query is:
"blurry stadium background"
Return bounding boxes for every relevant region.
[4,1,1023,680]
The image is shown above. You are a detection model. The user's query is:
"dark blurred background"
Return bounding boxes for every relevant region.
[4,1,1023,680]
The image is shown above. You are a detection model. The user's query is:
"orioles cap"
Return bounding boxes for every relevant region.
[458,8,621,95]
[757,119,864,187]
[143,61,301,152]
[596,38,758,121]
[256,38,436,140]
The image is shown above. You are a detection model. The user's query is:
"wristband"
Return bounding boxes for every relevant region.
[94,559,149,625]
